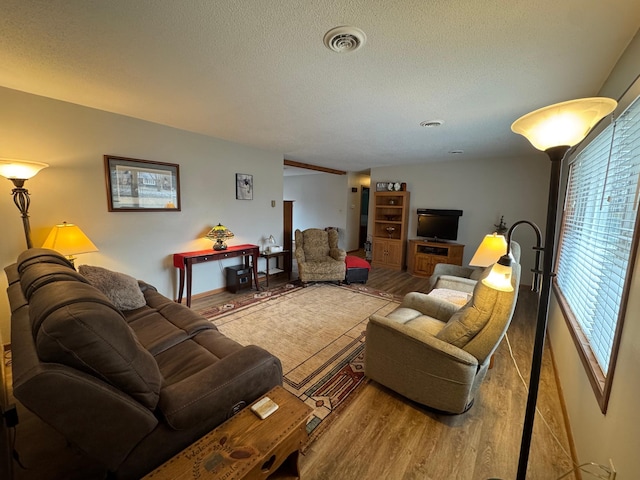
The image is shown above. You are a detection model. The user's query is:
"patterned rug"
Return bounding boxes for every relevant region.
[197,283,401,445]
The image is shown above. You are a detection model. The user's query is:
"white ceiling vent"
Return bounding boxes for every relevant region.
[323,26,367,53]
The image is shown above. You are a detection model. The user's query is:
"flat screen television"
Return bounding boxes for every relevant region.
[416,209,463,242]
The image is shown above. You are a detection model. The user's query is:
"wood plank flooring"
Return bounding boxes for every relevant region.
[303,269,576,479]
[195,258,577,479]
[3,255,577,480]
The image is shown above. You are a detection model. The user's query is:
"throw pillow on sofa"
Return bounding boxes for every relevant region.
[79,265,146,311]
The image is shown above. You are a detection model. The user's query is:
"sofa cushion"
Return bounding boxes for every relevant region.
[155,333,277,430]
[299,258,344,273]
[124,289,216,356]
[385,309,446,336]
[79,265,146,311]
[436,282,498,348]
[29,280,162,409]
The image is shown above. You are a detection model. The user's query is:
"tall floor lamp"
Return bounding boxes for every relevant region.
[487,98,616,479]
[0,158,49,249]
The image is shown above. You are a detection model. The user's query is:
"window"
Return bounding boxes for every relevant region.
[555,93,640,412]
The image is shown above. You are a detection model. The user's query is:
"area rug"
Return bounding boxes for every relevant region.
[197,283,401,444]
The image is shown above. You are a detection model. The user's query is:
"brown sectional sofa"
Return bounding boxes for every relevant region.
[5,248,283,479]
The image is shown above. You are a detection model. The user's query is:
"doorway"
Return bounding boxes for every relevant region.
[358,186,370,248]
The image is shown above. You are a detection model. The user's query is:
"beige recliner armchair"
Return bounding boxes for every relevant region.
[295,228,346,285]
[365,253,521,414]
[428,241,521,294]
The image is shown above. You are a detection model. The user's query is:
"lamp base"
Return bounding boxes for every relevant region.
[66,255,77,267]
[213,240,228,251]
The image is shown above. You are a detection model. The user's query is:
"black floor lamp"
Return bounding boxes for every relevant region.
[485,97,617,479]
[0,158,49,249]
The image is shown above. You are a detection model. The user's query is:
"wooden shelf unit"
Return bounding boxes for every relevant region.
[371,191,410,270]
[407,239,465,277]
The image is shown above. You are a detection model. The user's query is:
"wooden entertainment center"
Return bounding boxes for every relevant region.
[407,239,465,277]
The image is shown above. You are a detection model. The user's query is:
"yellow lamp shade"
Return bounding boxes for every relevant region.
[469,233,508,267]
[42,222,99,257]
[0,158,49,180]
[511,97,617,151]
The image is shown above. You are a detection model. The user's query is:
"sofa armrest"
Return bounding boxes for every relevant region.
[398,292,460,322]
[432,275,477,294]
[329,248,347,262]
[10,307,158,471]
[366,314,479,413]
[138,280,157,293]
[295,248,306,264]
[158,345,283,430]
[15,364,158,471]
[428,264,478,291]
[432,263,476,278]
[368,314,477,366]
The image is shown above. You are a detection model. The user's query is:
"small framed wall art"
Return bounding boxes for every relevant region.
[236,173,253,200]
[104,155,181,212]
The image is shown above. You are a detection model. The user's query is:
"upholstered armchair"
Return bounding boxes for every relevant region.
[428,241,521,293]
[294,228,346,285]
[365,256,521,414]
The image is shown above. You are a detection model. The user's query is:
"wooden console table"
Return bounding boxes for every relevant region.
[173,244,260,307]
[144,386,313,480]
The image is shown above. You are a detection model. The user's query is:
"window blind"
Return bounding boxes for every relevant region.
[556,94,640,374]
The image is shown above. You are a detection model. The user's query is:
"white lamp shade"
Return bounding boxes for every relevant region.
[0,158,49,179]
[482,262,514,292]
[42,222,98,256]
[511,97,617,151]
[469,233,508,267]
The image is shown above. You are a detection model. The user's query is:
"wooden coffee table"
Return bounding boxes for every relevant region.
[144,386,313,480]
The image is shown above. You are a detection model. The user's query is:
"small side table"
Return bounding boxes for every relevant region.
[259,250,290,288]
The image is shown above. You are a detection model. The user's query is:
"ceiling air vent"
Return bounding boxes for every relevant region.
[323,26,367,53]
[420,120,444,128]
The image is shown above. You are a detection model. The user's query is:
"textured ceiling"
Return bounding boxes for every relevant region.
[1,1,639,172]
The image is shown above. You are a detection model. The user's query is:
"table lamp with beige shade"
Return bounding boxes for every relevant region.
[42,221,99,266]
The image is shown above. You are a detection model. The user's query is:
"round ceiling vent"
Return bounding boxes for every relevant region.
[323,26,367,53]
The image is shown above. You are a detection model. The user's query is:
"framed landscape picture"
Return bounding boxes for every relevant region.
[104,155,181,211]
[236,173,253,200]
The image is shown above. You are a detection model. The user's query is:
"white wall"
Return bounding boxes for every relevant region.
[371,156,550,280]
[547,30,640,477]
[283,172,349,248]
[0,87,283,344]
[283,171,371,252]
